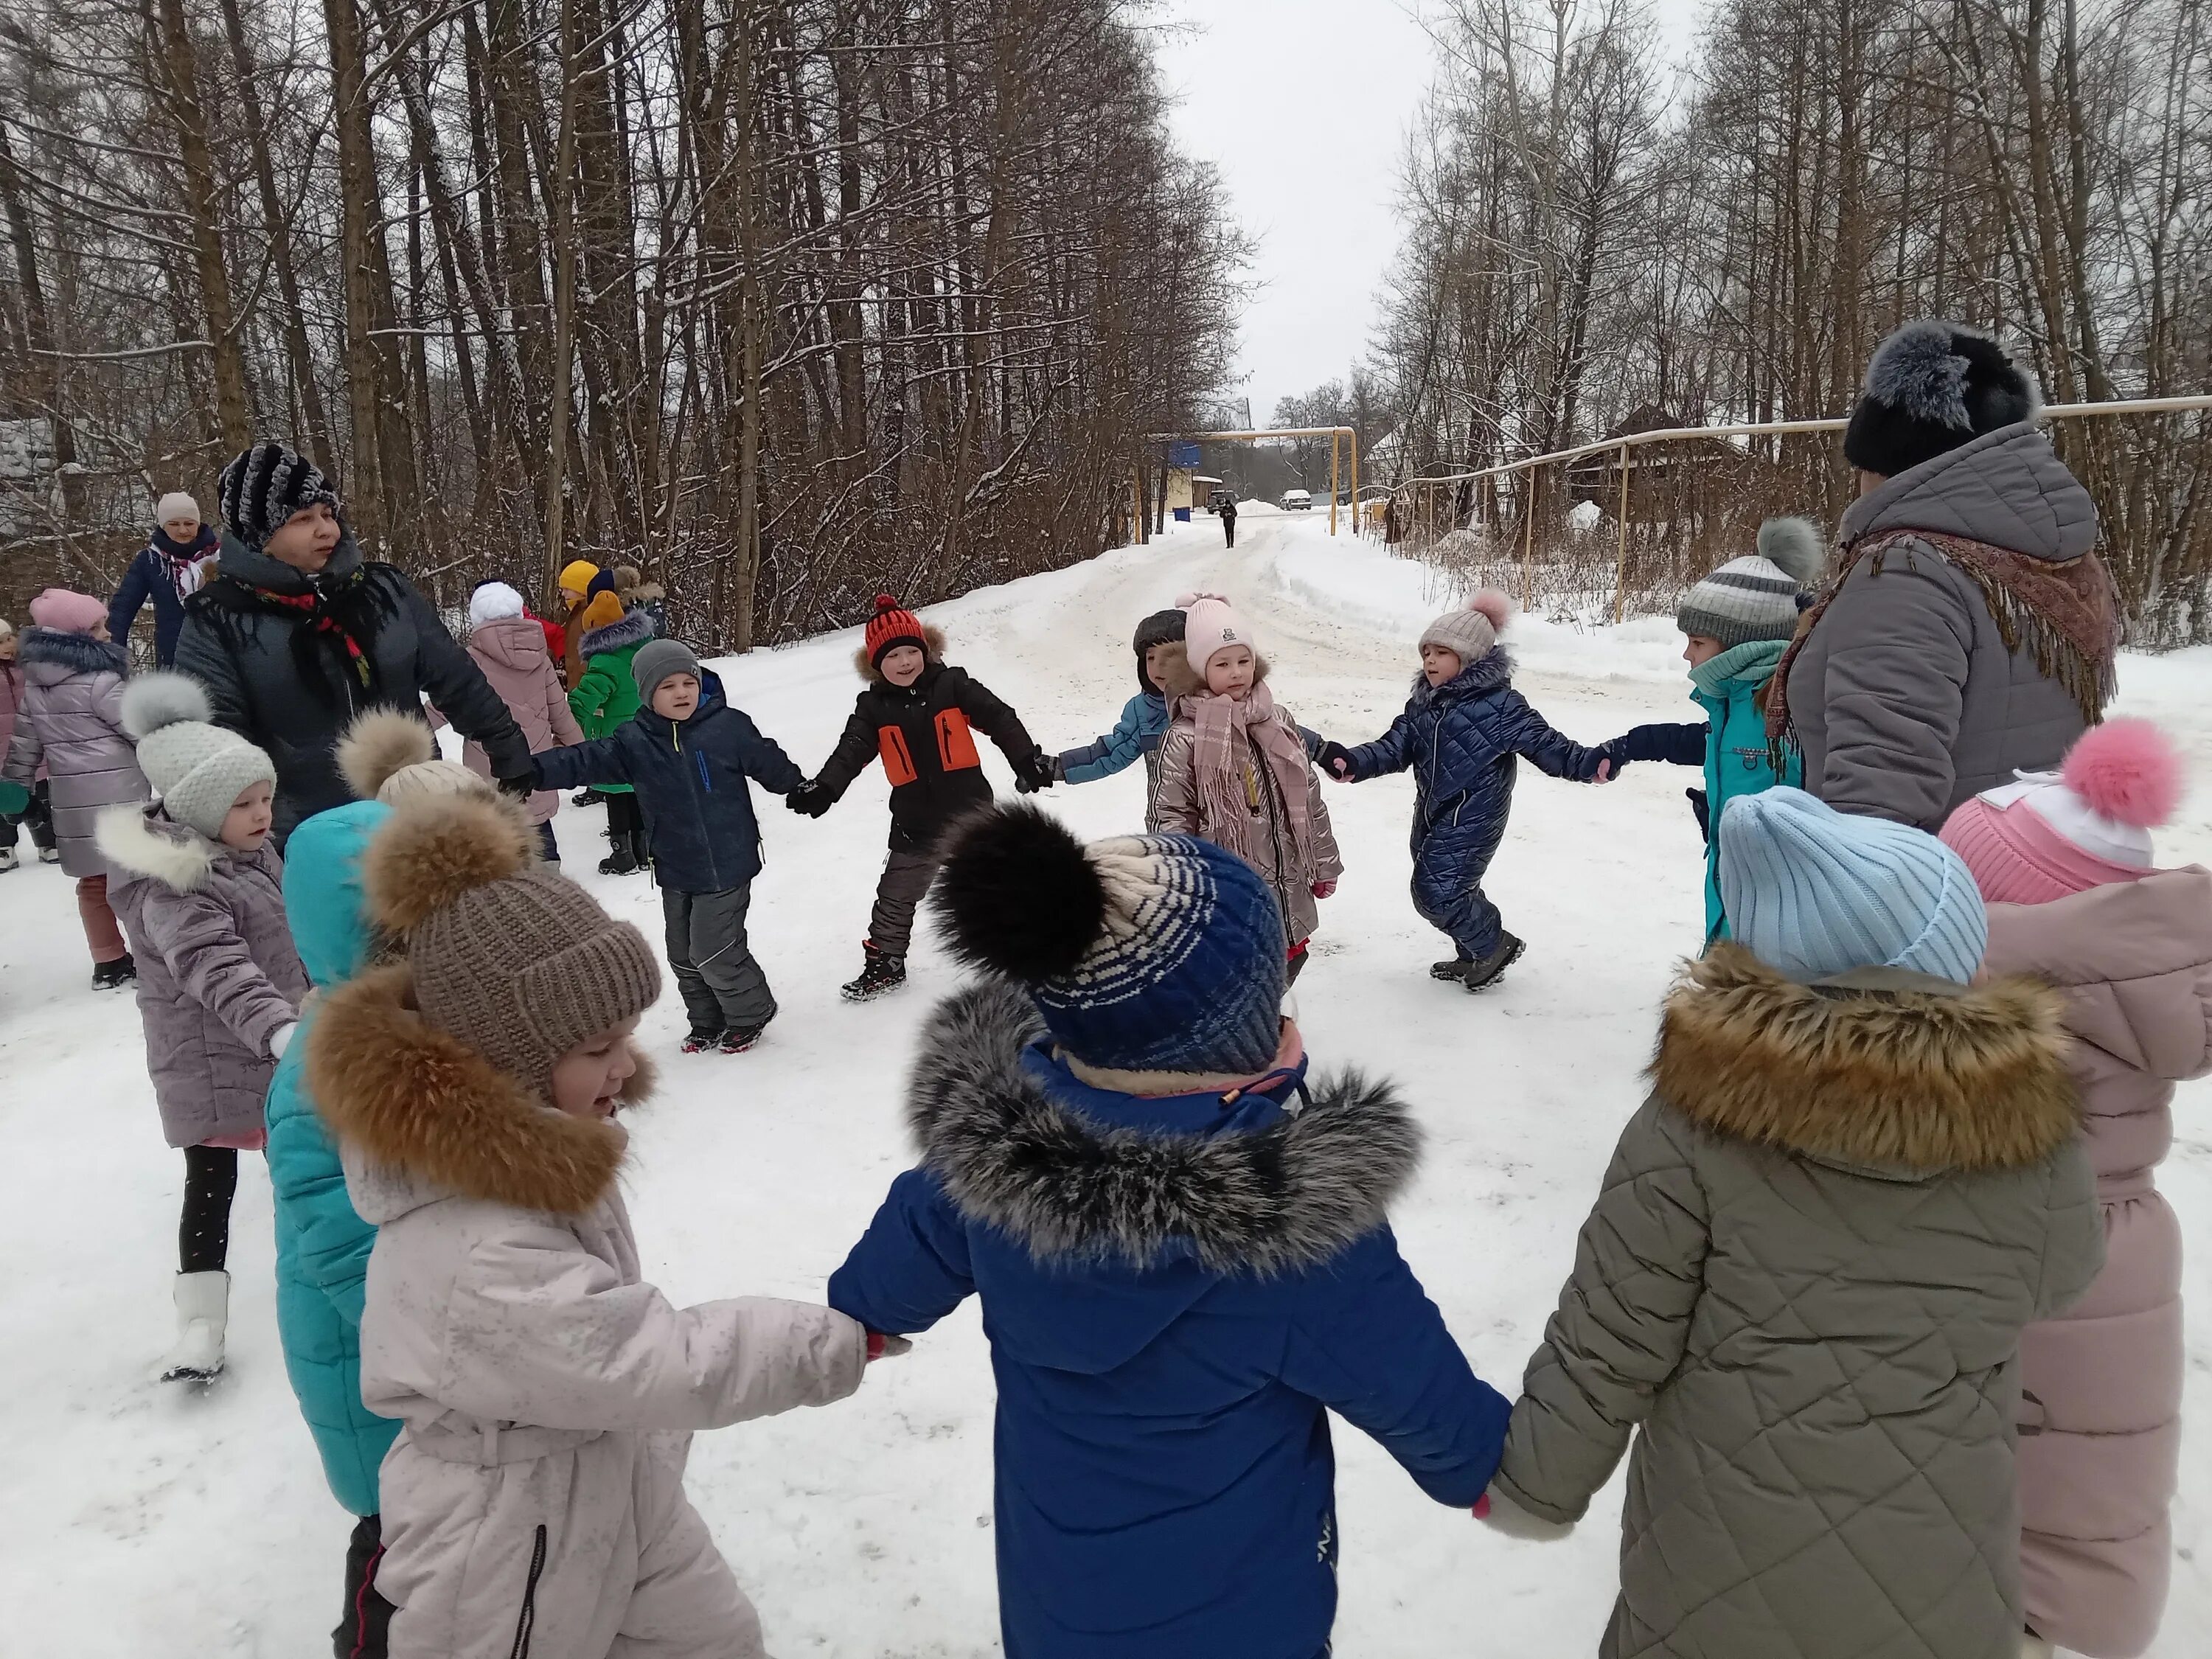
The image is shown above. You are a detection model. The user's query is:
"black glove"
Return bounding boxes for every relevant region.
[786,779,832,818]
[1687,787,1711,844]
[1014,748,1057,793]
[496,771,537,800]
[1316,740,1355,780]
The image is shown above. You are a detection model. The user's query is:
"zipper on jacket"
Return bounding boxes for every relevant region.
[672,718,724,887]
[509,1523,547,1659]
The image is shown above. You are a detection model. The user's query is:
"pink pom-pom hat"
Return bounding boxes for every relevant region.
[1419,588,1513,668]
[1179,591,1256,674]
[1938,719,2185,905]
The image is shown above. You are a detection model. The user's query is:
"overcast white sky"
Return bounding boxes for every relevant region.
[1160,0,1705,425]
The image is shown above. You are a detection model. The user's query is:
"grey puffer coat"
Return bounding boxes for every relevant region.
[98,804,307,1147]
[1786,423,2109,830]
[1495,945,2103,1659]
[2,629,148,877]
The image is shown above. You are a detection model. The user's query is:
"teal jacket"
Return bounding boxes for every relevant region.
[265,799,400,1516]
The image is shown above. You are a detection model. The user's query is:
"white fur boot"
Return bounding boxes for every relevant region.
[160,1270,229,1382]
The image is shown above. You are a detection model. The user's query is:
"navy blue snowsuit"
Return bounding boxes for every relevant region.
[1340,650,1606,959]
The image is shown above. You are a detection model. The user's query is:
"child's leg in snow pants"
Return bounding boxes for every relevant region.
[661,883,776,1034]
[867,850,941,959]
[335,1512,395,1659]
[79,873,128,962]
[1410,817,1509,960]
[180,1145,238,1273]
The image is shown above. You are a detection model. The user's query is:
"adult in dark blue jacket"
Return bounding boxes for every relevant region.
[533,639,804,1050]
[1318,592,1609,990]
[830,805,1511,1659]
[108,493,219,667]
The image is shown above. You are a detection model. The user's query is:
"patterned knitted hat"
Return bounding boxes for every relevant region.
[1718,787,1987,985]
[632,639,701,703]
[364,793,661,1100]
[1676,519,1825,647]
[1419,589,1512,664]
[1940,720,2182,905]
[934,803,1286,1075]
[121,672,277,838]
[865,594,927,667]
[336,709,492,806]
[216,441,340,550]
[1843,321,2040,479]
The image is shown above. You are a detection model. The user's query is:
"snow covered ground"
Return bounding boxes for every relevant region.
[3,505,2208,1656]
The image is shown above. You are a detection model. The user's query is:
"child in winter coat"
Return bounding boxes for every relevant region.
[1940,721,2211,1659]
[569,588,657,874]
[1488,786,2102,1659]
[4,588,150,984]
[1315,591,1603,990]
[96,673,310,1383]
[108,490,219,668]
[1051,608,1185,829]
[305,791,870,1659]
[788,594,1055,1002]
[445,580,585,863]
[0,617,59,870]
[536,640,807,1054]
[1599,518,1821,942]
[830,804,1512,1659]
[1155,593,1343,981]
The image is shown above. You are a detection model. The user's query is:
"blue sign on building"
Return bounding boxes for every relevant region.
[1166,440,1203,467]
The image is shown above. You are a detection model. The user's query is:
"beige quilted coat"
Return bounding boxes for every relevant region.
[310,963,869,1659]
[1495,946,2104,1659]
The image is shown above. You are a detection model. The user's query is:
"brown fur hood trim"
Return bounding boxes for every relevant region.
[1653,944,2079,1172]
[307,961,653,1215]
[854,622,947,683]
[1158,650,1272,705]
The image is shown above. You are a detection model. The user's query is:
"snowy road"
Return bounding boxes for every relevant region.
[4,508,2207,1655]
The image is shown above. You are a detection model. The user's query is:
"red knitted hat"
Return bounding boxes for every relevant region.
[864,593,926,667]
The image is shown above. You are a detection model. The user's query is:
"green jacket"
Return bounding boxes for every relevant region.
[567,611,655,794]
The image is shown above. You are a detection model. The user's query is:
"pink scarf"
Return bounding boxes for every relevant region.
[1182,681,1316,872]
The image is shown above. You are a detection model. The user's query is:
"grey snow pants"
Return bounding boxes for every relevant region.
[661,883,776,1034]
[866,849,941,959]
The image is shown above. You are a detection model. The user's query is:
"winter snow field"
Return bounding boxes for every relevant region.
[3,505,2208,1655]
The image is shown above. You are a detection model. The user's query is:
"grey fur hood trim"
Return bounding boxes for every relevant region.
[20,627,128,678]
[578,608,655,658]
[907,977,1422,1276]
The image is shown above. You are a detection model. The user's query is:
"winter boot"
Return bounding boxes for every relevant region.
[92,952,137,990]
[720,1019,770,1054]
[841,946,908,1003]
[630,830,653,871]
[1461,931,1525,992]
[38,844,60,863]
[161,1270,230,1382]
[1430,955,1472,982]
[571,788,596,807]
[681,1027,722,1054]
[597,840,641,876]
[0,846,16,873]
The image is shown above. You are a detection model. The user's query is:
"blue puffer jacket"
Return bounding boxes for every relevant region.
[533,698,804,893]
[1057,691,1169,785]
[108,529,218,667]
[265,799,400,1517]
[830,981,1509,1659]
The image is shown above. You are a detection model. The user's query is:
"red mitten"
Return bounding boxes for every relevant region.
[1312,880,1338,900]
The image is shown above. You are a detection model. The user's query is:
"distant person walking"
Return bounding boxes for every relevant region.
[108,492,219,668]
[1220,494,1238,549]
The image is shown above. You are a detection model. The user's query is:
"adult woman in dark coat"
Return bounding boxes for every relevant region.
[173,442,532,847]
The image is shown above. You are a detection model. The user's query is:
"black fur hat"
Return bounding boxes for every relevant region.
[216,440,340,549]
[1131,608,1187,697]
[1843,321,2039,479]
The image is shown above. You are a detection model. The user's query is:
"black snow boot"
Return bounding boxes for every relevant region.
[1461,931,1526,992]
[720,1019,770,1054]
[598,837,642,875]
[92,952,137,990]
[1430,956,1474,982]
[681,1027,721,1054]
[841,947,907,1003]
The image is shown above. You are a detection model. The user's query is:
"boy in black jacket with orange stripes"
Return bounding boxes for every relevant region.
[790,594,1054,1000]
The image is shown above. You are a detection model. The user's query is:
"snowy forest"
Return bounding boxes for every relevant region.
[1368,0,2212,638]
[0,0,1245,647]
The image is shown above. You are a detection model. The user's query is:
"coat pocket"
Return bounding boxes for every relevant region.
[935,709,981,772]
[877,725,919,786]
[509,1523,548,1659]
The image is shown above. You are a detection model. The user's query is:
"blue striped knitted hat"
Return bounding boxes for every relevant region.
[934,804,1286,1074]
[1717,787,1987,984]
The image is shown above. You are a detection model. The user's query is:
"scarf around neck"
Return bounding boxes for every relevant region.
[1183,681,1315,870]
[150,525,218,606]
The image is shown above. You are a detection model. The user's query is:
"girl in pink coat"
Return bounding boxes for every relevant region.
[306,791,872,1659]
[1941,720,2212,1659]
[447,580,584,861]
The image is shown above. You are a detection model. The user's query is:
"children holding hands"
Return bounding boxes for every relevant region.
[1051,607,1186,827]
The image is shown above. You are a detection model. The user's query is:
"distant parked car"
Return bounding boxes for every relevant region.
[1208,487,1236,513]
[1281,489,1312,510]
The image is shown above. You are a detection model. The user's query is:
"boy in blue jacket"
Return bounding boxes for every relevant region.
[1317,591,1612,990]
[1597,518,1819,944]
[829,803,1512,1659]
[533,639,805,1052]
[1051,608,1185,827]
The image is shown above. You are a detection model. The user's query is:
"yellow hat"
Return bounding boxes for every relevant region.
[579,591,627,633]
[559,560,601,596]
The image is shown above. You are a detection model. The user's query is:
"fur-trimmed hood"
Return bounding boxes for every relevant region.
[1652,943,2079,1172]
[853,622,947,683]
[1158,649,1273,707]
[18,627,128,681]
[94,801,226,894]
[907,977,1419,1275]
[577,608,655,659]
[1417,645,1513,705]
[307,961,654,1220]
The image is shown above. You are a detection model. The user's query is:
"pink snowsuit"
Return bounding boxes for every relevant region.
[1981,867,2212,1658]
[313,962,869,1659]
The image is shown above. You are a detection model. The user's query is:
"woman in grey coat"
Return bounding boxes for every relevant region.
[172,441,534,848]
[1773,321,2121,832]
[1489,788,2102,1659]
[2,588,149,984]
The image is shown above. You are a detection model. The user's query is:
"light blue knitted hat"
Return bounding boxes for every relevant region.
[1717,787,1988,984]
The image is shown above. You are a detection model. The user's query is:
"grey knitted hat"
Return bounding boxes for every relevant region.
[121,672,277,838]
[1418,589,1512,666]
[1675,518,1825,648]
[365,793,661,1101]
[632,638,701,703]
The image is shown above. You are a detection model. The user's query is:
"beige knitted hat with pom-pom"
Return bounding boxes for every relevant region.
[337,708,490,805]
[364,793,660,1099]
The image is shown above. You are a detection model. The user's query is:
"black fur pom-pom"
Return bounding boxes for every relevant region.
[933,803,1107,981]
